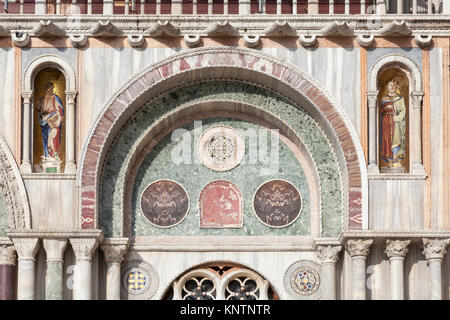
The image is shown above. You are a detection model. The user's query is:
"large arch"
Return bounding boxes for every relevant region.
[78,47,367,231]
[0,134,31,232]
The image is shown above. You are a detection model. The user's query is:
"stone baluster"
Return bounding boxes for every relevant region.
[376,0,386,14]
[70,238,99,300]
[140,0,145,14]
[193,0,198,14]
[444,0,450,13]
[293,0,297,14]
[367,92,379,174]
[329,0,334,13]
[346,239,373,300]
[20,92,33,174]
[224,0,228,14]
[100,241,129,300]
[360,0,365,13]
[43,239,67,300]
[277,0,282,14]
[104,0,114,14]
[397,0,403,13]
[65,91,77,174]
[0,245,16,300]
[87,0,92,14]
[316,245,342,300]
[345,0,350,14]
[308,0,318,14]
[427,0,432,13]
[422,238,450,300]
[125,0,130,14]
[385,239,410,300]
[156,0,161,14]
[411,92,425,174]
[172,0,182,14]
[412,0,417,13]
[11,238,40,300]
[56,0,61,13]
[35,0,46,14]
[20,0,24,13]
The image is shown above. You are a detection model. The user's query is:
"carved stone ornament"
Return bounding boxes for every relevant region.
[101,244,128,264]
[70,238,99,261]
[33,20,66,38]
[316,245,342,264]
[299,35,317,47]
[69,34,88,48]
[422,238,450,260]
[89,20,122,37]
[184,34,201,48]
[204,21,239,37]
[320,21,354,37]
[43,239,67,262]
[127,34,145,47]
[346,239,373,257]
[379,20,411,37]
[11,237,39,260]
[414,35,433,48]
[263,21,297,37]
[121,261,159,300]
[0,245,16,266]
[11,32,30,47]
[284,260,322,300]
[243,34,260,48]
[357,34,374,47]
[385,239,411,258]
[147,21,180,37]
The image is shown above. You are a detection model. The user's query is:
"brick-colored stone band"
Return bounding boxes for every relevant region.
[79,48,362,230]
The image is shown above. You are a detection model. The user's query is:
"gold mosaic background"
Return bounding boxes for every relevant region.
[33,68,66,172]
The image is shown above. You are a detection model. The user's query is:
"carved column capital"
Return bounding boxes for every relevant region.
[70,238,99,261]
[100,244,128,264]
[43,239,67,262]
[65,91,77,104]
[411,92,424,109]
[21,91,33,101]
[0,245,17,265]
[11,237,39,261]
[346,239,373,257]
[385,239,410,258]
[316,245,342,264]
[422,238,450,260]
[367,92,378,108]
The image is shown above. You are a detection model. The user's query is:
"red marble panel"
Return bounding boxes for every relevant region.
[199,180,243,228]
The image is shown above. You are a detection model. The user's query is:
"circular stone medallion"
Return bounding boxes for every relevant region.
[140,180,189,228]
[198,126,245,172]
[123,267,151,295]
[121,261,159,300]
[290,267,320,296]
[253,180,302,228]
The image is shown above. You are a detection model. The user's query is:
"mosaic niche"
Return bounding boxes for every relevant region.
[253,180,302,228]
[121,261,159,300]
[33,68,66,173]
[199,180,243,228]
[284,260,321,300]
[198,125,245,172]
[140,180,189,228]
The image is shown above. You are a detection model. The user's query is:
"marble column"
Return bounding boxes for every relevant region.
[70,238,99,300]
[43,239,67,300]
[411,92,425,174]
[100,244,129,300]
[64,92,77,173]
[0,245,17,300]
[346,239,373,300]
[11,238,39,300]
[20,92,33,173]
[316,245,342,300]
[385,239,410,300]
[422,238,450,300]
[367,92,379,174]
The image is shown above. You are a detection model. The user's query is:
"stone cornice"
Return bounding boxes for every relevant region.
[1,15,450,37]
[7,229,103,239]
[339,230,450,242]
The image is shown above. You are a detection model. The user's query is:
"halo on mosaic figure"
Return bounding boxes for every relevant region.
[253,179,303,228]
[140,179,190,228]
[121,260,159,300]
[284,260,321,300]
[197,125,245,172]
[199,180,243,228]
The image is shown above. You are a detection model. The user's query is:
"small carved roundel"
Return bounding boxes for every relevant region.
[198,126,245,172]
[121,261,159,300]
[253,180,302,228]
[140,180,189,228]
[290,267,320,296]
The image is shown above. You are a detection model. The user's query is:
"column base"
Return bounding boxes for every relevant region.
[64,162,77,174]
[367,163,380,174]
[411,163,426,175]
[20,162,33,174]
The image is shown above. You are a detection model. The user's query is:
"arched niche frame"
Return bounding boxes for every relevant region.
[367,53,426,176]
[78,47,368,231]
[21,54,77,174]
[0,134,31,231]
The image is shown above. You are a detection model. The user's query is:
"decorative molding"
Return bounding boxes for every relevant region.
[379,20,412,36]
[11,237,39,261]
[346,239,373,257]
[146,20,180,37]
[32,20,65,37]
[340,230,450,240]
[70,237,100,261]
[184,34,201,47]
[263,21,297,37]
[89,20,122,37]
[69,34,88,48]
[320,21,354,37]
[21,173,77,180]
[204,21,239,37]
[127,34,145,47]
[7,229,103,238]
[0,245,16,266]
[367,173,427,180]
[243,34,260,48]
[316,245,342,264]
[385,239,411,258]
[357,34,374,47]
[422,238,450,260]
[299,35,317,47]
[414,34,433,47]
[11,32,30,48]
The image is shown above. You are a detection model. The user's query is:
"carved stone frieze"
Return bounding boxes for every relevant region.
[204,21,239,37]
[147,20,180,37]
[33,20,65,37]
[0,245,16,265]
[422,238,450,260]
[70,238,99,261]
[346,239,373,257]
[263,21,296,37]
[385,239,410,258]
[316,245,342,264]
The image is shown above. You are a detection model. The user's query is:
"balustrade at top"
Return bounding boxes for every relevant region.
[0,0,445,15]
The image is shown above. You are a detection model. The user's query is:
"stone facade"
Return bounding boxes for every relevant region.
[0,1,450,300]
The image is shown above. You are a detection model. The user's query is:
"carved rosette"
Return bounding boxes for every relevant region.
[385,239,410,259]
[0,245,17,266]
[101,244,128,264]
[316,245,342,264]
[70,238,99,261]
[346,239,373,257]
[422,238,450,260]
